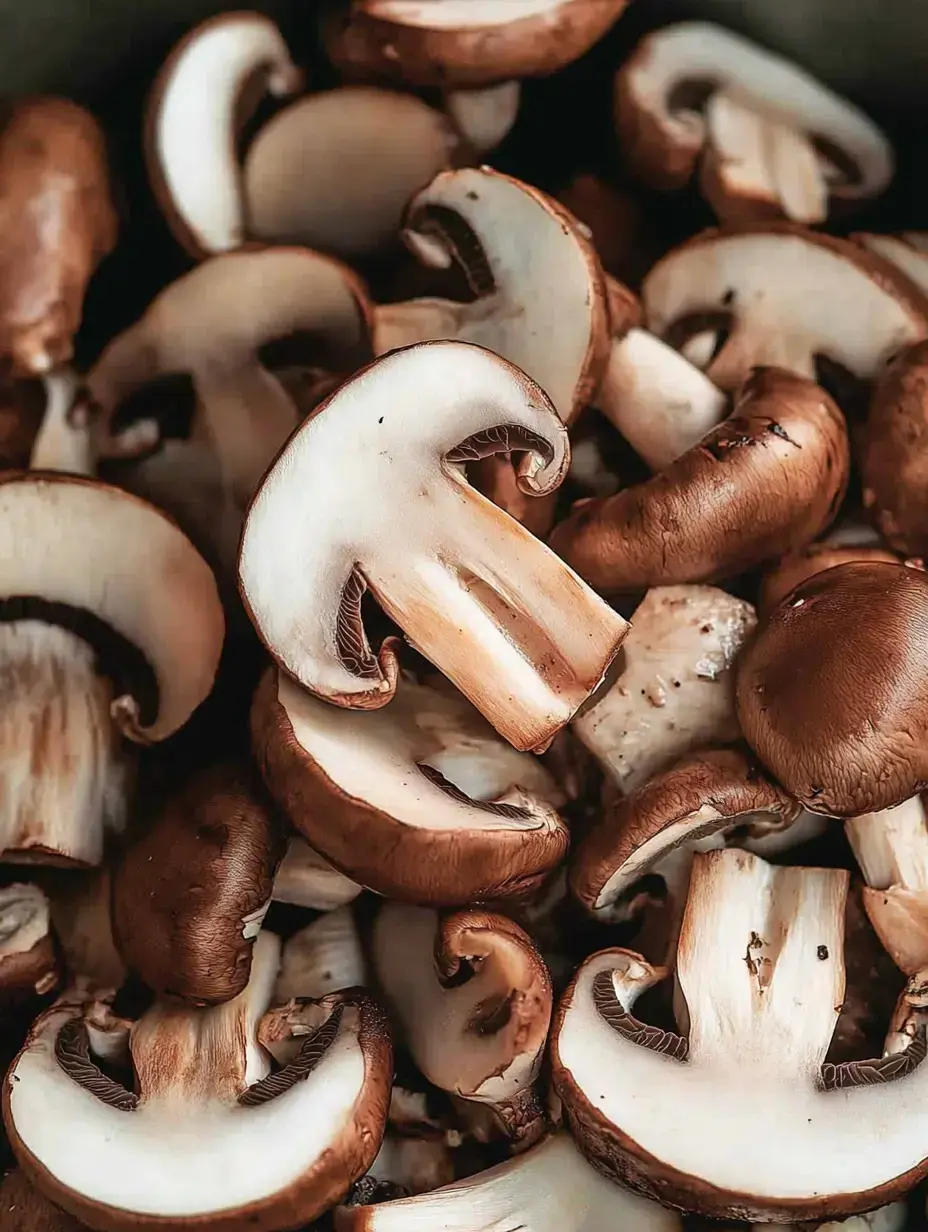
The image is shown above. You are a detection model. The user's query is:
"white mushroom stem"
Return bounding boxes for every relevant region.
[444,82,521,155]
[0,622,128,866]
[84,999,132,1069]
[275,906,366,1002]
[29,371,93,475]
[273,837,364,910]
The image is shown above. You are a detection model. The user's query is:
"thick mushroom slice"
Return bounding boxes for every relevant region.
[273,837,364,911]
[0,883,61,1014]
[737,561,928,816]
[0,473,223,865]
[251,667,568,903]
[857,233,928,295]
[335,1131,682,1231]
[0,98,117,375]
[373,903,551,1146]
[553,848,928,1220]
[551,366,849,596]
[239,341,626,750]
[615,23,892,224]
[643,224,928,395]
[4,931,392,1230]
[276,907,366,1003]
[112,763,287,1006]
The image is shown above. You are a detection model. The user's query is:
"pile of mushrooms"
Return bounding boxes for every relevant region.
[6,5,928,1232]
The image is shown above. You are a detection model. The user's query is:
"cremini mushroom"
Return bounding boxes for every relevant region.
[551,366,849,596]
[4,931,392,1230]
[0,883,61,1015]
[553,847,928,1220]
[251,667,568,903]
[275,906,367,1002]
[759,541,902,619]
[0,473,224,866]
[112,763,286,1005]
[239,341,626,751]
[615,23,893,225]
[273,836,364,911]
[374,903,551,1146]
[737,561,928,816]
[557,174,653,285]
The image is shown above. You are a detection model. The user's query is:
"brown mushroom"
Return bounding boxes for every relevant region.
[759,541,903,618]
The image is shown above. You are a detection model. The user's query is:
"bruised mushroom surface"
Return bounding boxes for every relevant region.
[553,848,928,1221]
[737,562,928,816]
[4,932,392,1230]
[615,23,892,224]
[551,366,849,596]
[239,341,626,751]
[112,763,286,1006]
[252,668,568,904]
[374,904,551,1145]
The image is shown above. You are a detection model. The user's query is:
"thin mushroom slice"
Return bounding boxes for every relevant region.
[373,904,552,1146]
[857,233,928,295]
[0,883,61,1012]
[4,932,393,1231]
[335,1131,683,1232]
[553,848,928,1221]
[551,366,849,595]
[251,667,569,904]
[239,342,626,750]
[146,12,302,257]
[273,836,364,911]
[276,907,366,1003]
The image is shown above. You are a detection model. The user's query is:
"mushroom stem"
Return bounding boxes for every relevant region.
[29,371,93,475]
[444,81,521,154]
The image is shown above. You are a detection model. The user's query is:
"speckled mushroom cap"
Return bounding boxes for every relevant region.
[738,561,928,815]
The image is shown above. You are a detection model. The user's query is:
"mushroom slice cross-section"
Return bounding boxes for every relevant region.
[856,233,928,296]
[251,667,568,903]
[373,903,552,1145]
[4,931,393,1230]
[239,341,626,750]
[553,848,928,1220]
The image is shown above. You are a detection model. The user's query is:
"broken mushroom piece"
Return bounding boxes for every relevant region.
[275,906,367,1002]
[615,23,892,224]
[240,341,626,750]
[738,561,928,816]
[643,224,928,395]
[335,1131,682,1232]
[252,667,568,904]
[553,848,928,1220]
[4,931,392,1230]
[0,883,61,1016]
[0,473,224,865]
[112,763,286,1006]
[551,366,849,596]
[373,904,551,1146]
[0,98,117,375]
[274,836,364,911]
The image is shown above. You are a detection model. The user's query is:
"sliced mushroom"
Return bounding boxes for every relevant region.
[759,541,902,618]
[0,98,117,375]
[615,23,892,223]
[251,667,568,903]
[443,80,521,155]
[0,883,61,1013]
[738,561,928,815]
[239,341,626,750]
[374,904,551,1146]
[552,366,849,595]
[365,1134,456,1196]
[335,1131,682,1231]
[0,1169,85,1232]
[275,906,366,1002]
[4,931,392,1229]
[45,868,125,990]
[557,174,652,285]
[273,836,364,911]
[856,232,928,295]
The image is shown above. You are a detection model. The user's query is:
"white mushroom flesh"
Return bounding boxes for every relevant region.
[444,82,521,154]
[0,883,51,961]
[857,233,928,295]
[361,0,567,26]
[275,906,366,1002]
[273,837,364,911]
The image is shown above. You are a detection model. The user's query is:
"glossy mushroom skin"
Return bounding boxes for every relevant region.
[0,99,117,375]
[759,543,901,618]
[112,764,286,1005]
[550,367,849,596]
[738,562,928,815]
[861,340,928,558]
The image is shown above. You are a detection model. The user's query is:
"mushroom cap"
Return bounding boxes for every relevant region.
[251,668,568,904]
[643,224,928,393]
[0,472,223,742]
[328,0,629,88]
[550,366,849,595]
[239,340,625,750]
[759,542,902,618]
[737,561,928,815]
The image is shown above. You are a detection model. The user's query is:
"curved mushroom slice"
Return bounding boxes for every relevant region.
[146,12,302,256]
[335,1131,682,1232]
[373,904,551,1146]
[251,667,568,903]
[276,906,367,1003]
[615,23,893,222]
[553,848,928,1220]
[4,931,393,1230]
[737,561,928,816]
[552,367,849,595]
[443,80,521,155]
[759,541,902,618]
[245,89,457,260]
[572,584,756,795]
[0,883,61,1013]
[643,225,928,395]
[239,342,626,750]
[857,233,928,296]
[0,1169,85,1232]
[112,763,286,1006]
[0,98,117,375]
[274,836,364,911]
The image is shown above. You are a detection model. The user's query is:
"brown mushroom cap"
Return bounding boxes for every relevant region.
[737,561,928,815]
[759,543,903,618]
[112,763,287,1006]
[550,366,849,596]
